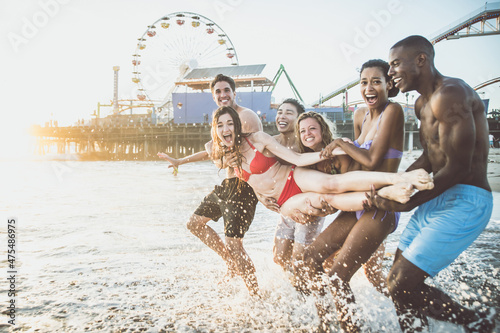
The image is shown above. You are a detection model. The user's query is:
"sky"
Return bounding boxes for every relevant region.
[2,0,500,156]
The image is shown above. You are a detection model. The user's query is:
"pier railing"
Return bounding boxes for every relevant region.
[30,121,421,161]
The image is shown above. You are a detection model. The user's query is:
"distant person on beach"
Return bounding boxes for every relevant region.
[158,74,263,296]
[266,99,325,272]
[210,106,433,222]
[299,59,405,331]
[364,35,494,333]
[489,133,495,148]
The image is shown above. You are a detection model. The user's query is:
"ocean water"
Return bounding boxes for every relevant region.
[0,160,498,332]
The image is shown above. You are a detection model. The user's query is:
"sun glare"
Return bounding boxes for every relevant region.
[0,124,36,160]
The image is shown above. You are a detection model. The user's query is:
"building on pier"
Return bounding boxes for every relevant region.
[171,64,275,124]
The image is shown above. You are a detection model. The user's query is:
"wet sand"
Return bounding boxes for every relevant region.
[487,148,500,192]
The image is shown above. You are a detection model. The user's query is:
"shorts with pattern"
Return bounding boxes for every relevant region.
[194,177,258,238]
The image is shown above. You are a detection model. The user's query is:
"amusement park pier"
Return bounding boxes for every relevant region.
[29,5,500,160]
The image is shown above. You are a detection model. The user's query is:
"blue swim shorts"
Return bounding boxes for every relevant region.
[399,184,493,277]
[274,215,324,245]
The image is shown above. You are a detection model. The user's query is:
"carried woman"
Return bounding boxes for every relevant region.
[210,105,433,221]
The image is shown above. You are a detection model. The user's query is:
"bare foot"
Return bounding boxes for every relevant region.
[400,169,434,191]
[218,266,237,286]
[378,183,414,203]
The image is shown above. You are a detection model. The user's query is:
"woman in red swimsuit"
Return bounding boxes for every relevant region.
[210,106,432,222]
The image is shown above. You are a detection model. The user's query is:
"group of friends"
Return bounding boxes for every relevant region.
[157,35,494,332]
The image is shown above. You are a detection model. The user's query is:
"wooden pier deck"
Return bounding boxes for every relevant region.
[29,121,422,161]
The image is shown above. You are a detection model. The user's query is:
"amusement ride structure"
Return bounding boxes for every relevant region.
[101,4,499,123]
[33,4,500,160]
[313,2,500,108]
[130,12,239,120]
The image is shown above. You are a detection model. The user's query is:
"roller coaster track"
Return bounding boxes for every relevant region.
[313,78,360,107]
[431,2,500,43]
[474,77,500,90]
[313,2,500,107]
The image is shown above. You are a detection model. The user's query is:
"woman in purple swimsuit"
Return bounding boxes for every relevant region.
[299,59,406,332]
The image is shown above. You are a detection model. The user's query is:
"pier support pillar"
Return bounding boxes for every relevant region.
[408,131,414,152]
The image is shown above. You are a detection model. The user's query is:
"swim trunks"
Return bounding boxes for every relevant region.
[277,166,303,206]
[234,137,277,181]
[398,184,493,277]
[193,177,258,238]
[275,215,325,245]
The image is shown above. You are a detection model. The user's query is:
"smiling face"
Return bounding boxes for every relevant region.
[276,102,299,133]
[216,112,235,148]
[360,66,391,108]
[212,81,236,108]
[299,117,323,152]
[388,46,418,93]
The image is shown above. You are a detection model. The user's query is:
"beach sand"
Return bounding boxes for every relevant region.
[402,149,500,192]
[487,149,500,192]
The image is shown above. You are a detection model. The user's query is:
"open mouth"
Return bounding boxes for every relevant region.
[277,121,288,129]
[393,77,402,88]
[304,137,315,143]
[365,94,377,104]
[223,134,233,144]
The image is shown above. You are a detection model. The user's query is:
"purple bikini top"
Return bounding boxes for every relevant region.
[354,106,403,159]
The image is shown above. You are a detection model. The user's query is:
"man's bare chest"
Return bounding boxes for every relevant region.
[418,106,440,145]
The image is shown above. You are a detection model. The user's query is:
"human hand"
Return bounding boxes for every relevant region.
[341,137,353,144]
[224,151,238,168]
[157,152,180,175]
[290,198,337,224]
[363,185,406,212]
[289,209,320,224]
[320,139,347,158]
[320,141,340,159]
[318,198,338,215]
[262,196,280,213]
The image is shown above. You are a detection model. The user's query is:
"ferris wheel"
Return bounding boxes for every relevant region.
[131,12,239,108]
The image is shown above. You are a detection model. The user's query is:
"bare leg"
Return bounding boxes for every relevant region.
[304,212,358,272]
[273,237,294,271]
[300,211,392,331]
[322,252,337,274]
[291,242,307,263]
[280,189,411,223]
[378,183,414,204]
[363,243,389,296]
[322,244,389,296]
[187,214,237,274]
[226,237,259,296]
[388,250,492,332]
[295,168,433,194]
[295,212,358,294]
[327,210,396,332]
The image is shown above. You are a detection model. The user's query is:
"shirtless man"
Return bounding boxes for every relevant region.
[365,35,494,332]
[159,74,262,295]
[269,99,325,272]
